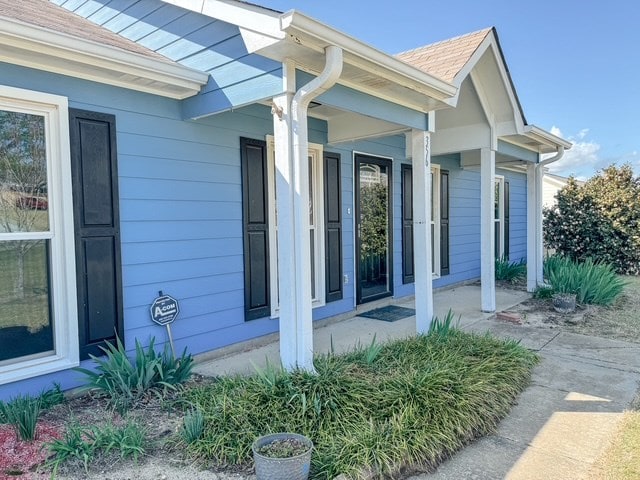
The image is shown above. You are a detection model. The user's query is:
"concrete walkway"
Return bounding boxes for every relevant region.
[194,285,640,479]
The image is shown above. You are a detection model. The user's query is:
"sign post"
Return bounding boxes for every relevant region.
[150,291,180,357]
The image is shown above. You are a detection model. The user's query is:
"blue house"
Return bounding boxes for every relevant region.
[0,0,570,397]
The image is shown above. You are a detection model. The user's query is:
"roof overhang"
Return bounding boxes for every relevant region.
[501,125,572,156]
[0,16,209,99]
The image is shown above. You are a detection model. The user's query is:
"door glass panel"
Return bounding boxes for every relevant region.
[358,161,390,302]
[0,110,49,234]
[0,240,53,364]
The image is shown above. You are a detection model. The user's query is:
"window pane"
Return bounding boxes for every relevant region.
[0,110,49,233]
[308,156,314,225]
[0,240,53,364]
[494,181,500,220]
[310,230,315,300]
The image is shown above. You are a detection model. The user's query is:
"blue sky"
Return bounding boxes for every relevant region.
[257,0,639,179]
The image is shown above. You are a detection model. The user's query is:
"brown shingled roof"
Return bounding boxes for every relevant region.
[0,0,170,62]
[397,28,493,83]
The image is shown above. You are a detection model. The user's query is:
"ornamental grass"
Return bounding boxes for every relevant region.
[183,329,538,479]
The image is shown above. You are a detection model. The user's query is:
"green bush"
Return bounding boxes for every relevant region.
[75,336,193,413]
[183,332,537,478]
[181,407,205,445]
[544,164,640,274]
[544,255,625,305]
[495,255,526,283]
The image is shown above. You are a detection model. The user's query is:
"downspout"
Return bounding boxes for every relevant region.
[534,146,565,285]
[290,45,343,371]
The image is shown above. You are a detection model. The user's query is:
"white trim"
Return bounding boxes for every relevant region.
[266,136,326,316]
[494,175,505,258]
[0,16,208,100]
[0,85,78,385]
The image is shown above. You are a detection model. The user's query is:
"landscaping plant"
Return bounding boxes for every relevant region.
[495,255,526,283]
[544,164,640,274]
[543,255,625,305]
[0,394,41,441]
[75,336,193,413]
[182,330,538,479]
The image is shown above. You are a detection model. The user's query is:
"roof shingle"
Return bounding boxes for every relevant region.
[0,0,170,62]
[397,28,493,83]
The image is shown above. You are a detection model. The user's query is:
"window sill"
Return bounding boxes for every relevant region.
[0,354,79,386]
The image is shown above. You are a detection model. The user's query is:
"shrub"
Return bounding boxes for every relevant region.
[544,164,640,274]
[495,255,526,283]
[181,408,205,445]
[183,332,537,478]
[544,255,625,305]
[533,285,554,299]
[75,336,193,413]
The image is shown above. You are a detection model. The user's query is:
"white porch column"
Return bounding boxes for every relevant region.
[480,147,496,312]
[526,163,538,292]
[411,129,433,333]
[535,166,544,285]
[273,62,297,370]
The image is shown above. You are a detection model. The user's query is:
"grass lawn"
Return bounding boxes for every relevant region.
[183,330,538,479]
[591,411,640,479]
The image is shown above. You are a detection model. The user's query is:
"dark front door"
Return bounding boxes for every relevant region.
[355,154,393,304]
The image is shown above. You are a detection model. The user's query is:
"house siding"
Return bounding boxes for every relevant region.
[53,0,283,119]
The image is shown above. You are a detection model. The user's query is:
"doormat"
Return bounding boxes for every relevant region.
[358,305,416,322]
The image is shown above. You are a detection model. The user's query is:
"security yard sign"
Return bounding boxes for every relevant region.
[150,293,179,325]
[150,291,179,356]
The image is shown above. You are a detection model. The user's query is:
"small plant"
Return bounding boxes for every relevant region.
[533,285,555,299]
[40,383,65,409]
[495,255,526,283]
[428,308,459,338]
[0,394,41,441]
[255,437,310,458]
[181,407,204,444]
[354,334,383,366]
[47,419,147,474]
[75,336,194,413]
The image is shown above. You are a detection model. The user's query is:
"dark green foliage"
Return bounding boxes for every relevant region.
[47,419,147,474]
[0,394,41,441]
[533,285,555,299]
[428,308,459,338]
[544,255,625,305]
[495,255,526,283]
[39,383,65,409]
[74,336,193,413]
[544,164,640,274]
[183,332,537,479]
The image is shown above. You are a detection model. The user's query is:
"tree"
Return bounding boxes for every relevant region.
[543,164,640,274]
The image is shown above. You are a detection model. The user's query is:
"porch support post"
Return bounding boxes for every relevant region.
[526,164,537,291]
[273,61,297,370]
[411,129,433,333]
[480,147,496,312]
[535,165,544,285]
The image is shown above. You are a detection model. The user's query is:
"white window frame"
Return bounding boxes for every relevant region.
[266,136,325,317]
[431,164,441,278]
[494,175,505,259]
[0,85,78,385]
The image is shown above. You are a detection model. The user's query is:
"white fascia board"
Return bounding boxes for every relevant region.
[524,125,573,150]
[279,11,457,104]
[0,16,209,99]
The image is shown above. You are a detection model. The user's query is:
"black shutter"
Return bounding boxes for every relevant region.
[504,180,510,258]
[324,152,343,302]
[240,138,270,320]
[401,164,414,284]
[440,170,450,276]
[69,109,123,359]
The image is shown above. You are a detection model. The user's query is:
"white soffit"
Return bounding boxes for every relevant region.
[0,16,209,99]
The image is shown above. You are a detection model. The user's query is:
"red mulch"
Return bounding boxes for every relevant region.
[0,422,61,480]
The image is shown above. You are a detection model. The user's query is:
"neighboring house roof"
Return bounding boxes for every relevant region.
[397,28,492,83]
[0,0,208,99]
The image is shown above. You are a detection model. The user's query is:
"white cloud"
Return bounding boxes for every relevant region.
[545,126,603,178]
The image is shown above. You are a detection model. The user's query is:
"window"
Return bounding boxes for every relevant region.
[431,164,441,277]
[0,86,78,385]
[266,137,325,315]
[494,176,505,258]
